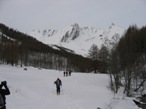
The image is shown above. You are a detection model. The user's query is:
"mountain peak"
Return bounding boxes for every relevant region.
[29,24,125,56]
[61,23,80,42]
[71,23,80,28]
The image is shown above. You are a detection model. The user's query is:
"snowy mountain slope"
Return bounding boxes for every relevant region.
[0,65,139,109]
[0,31,16,42]
[29,23,125,56]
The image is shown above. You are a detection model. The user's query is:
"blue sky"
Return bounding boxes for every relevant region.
[0,0,146,32]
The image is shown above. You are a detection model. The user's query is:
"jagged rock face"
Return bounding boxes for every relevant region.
[29,23,125,56]
[61,31,70,42]
[61,23,80,42]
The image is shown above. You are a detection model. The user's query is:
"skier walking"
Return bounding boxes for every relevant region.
[54,78,62,95]
[0,81,10,109]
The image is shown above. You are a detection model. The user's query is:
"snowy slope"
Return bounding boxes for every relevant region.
[29,23,125,56]
[0,65,139,109]
[0,31,16,42]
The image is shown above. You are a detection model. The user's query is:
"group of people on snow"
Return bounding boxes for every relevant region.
[54,70,72,95]
[63,70,72,77]
[0,70,72,108]
[0,79,62,109]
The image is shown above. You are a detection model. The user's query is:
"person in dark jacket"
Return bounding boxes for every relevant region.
[63,71,66,77]
[0,81,10,109]
[54,78,62,95]
[69,70,72,76]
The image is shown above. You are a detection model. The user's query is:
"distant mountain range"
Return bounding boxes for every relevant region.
[0,23,94,71]
[29,23,125,56]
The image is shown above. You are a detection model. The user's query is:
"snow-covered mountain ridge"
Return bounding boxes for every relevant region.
[29,23,125,56]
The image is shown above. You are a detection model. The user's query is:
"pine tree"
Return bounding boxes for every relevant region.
[88,44,99,73]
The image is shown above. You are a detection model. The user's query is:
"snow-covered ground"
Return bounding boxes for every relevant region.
[0,65,139,109]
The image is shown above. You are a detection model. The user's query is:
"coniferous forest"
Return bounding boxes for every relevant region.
[109,25,146,96]
[0,23,93,72]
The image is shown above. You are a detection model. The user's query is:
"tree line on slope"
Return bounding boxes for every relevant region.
[88,24,146,97]
[0,23,95,72]
[109,25,146,96]
[88,44,109,73]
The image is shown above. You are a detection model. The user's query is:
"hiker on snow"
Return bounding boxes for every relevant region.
[69,70,72,76]
[54,78,62,95]
[63,71,66,77]
[0,81,10,109]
